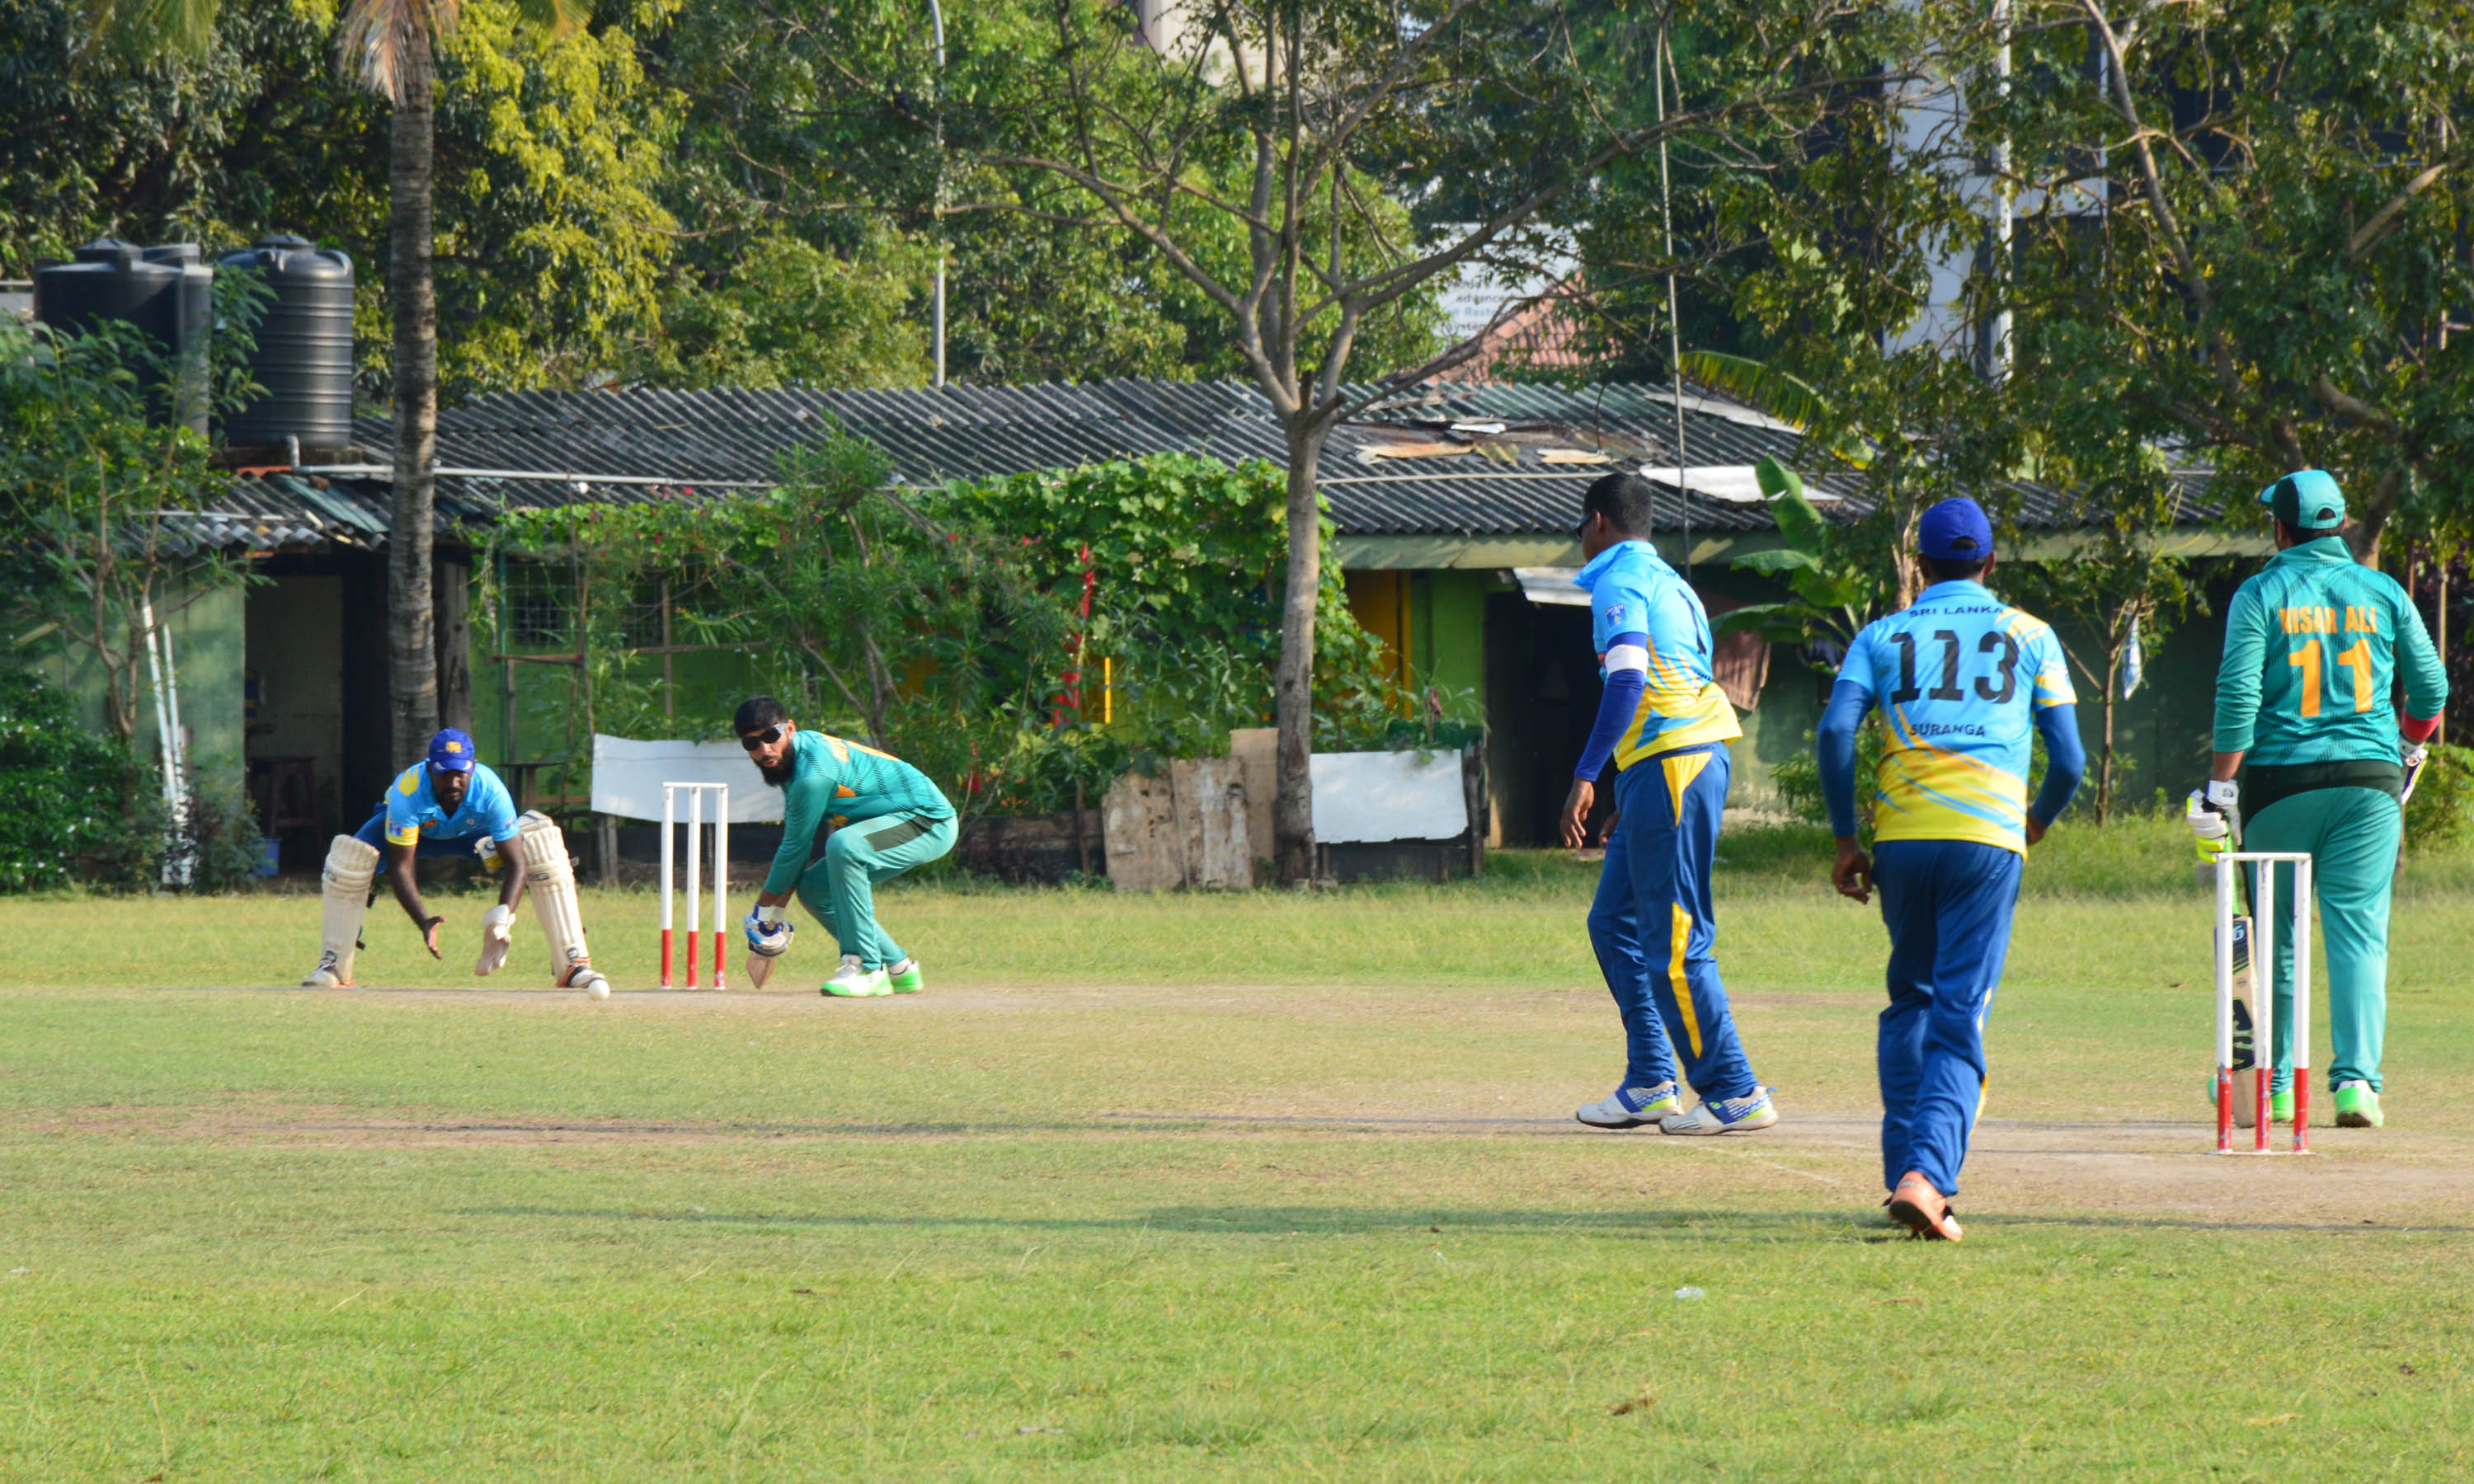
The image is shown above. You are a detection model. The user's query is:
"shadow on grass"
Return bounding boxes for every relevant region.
[453,1201,2474,1238]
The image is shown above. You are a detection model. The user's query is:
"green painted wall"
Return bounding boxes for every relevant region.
[42,577,247,791]
[1728,649,1825,814]
[1410,569,1492,705]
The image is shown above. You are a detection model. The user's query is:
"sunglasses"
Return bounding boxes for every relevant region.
[1573,514,1596,542]
[738,725,783,750]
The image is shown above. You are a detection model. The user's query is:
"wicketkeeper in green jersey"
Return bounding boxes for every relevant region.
[733,695,958,998]
[2187,471,2448,1129]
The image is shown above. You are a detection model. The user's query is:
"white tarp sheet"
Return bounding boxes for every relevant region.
[590,735,783,822]
[1310,750,1468,843]
[1511,566,1589,606]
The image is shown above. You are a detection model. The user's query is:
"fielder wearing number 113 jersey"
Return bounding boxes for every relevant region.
[1837,572,2076,852]
[1820,498,2085,1241]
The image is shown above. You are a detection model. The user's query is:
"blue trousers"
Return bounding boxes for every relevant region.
[1585,743,1757,1101]
[1874,838,2021,1197]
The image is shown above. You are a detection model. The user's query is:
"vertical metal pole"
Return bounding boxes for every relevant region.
[2213,856,2234,1153]
[660,784,675,988]
[929,0,948,388]
[1655,15,1688,578]
[497,547,516,765]
[2292,856,2313,1152]
[686,784,703,989]
[155,610,194,887]
[1982,0,2014,384]
[139,598,183,886]
[2255,859,2274,1154]
[713,785,729,991]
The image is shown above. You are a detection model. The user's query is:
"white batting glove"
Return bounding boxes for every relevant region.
[475,903,515,976]
[745,904,793,959]
[2186,780,2239,867]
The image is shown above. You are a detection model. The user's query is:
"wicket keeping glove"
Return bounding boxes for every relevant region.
[2185,780,2239,868]
[745,904,793,959]
[475,903,515,977]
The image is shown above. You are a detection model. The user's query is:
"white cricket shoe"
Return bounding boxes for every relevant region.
[1576,1081,1681,1129]
[1658,1087,1779,1136]
[301,951,350,989]
[822,956,891,998]
[553,962,611,1000]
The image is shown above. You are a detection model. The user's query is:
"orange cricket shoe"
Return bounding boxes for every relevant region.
[1885,1171,1964,1242]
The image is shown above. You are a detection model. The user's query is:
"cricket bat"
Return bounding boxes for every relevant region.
[2221,913,2262,1129]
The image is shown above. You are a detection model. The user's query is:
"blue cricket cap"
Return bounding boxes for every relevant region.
[2260,469,2345,531]
[427,728,477,773]
[1917,496,1995,562]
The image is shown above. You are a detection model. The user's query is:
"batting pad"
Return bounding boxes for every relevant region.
[517,812,603,991]
[306,834,379,987]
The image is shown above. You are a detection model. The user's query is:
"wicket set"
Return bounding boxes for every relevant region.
[2213,851,2315,1154]
[661,782,730,990]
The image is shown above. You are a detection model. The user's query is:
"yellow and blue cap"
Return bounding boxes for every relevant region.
[2260,469,2345,531]
[426,727,477,773]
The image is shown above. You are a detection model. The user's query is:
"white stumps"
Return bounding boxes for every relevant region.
[661,782,730,989]
[2212,851,2316,1154]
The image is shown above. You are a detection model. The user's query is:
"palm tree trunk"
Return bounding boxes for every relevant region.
[387,49,441,764]
[1272,419,1329,887]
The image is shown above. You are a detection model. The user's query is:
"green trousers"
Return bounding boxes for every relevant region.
[794,813,957,969]
[2246,787,2399,1093]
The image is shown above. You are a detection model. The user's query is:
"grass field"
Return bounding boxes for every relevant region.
[3,822,2472,1479]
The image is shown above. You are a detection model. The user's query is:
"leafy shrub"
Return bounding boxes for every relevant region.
[1766,719,1884,834]
[0,667,148,892]
[2406,743,2474,852]
[184,767,274,894]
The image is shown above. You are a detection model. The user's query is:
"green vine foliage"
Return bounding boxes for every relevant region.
[924,455,1412,763]
[480,439,1428,815]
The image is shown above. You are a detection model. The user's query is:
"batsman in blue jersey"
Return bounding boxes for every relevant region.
[1562,473,1776,1136]
[1818,498,2085,1240]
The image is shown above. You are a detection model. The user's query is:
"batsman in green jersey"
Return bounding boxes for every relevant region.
[734,695,957,998]
[2187,471,2448,1129]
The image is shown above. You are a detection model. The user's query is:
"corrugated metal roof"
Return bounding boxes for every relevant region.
[199,378,2218,549]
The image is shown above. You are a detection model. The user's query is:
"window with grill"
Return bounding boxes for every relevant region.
[621,581,667,650]
[503,562,571,647]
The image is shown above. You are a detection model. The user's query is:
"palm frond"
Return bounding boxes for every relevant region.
[336,0,456,103]
[1732,547,1822,576]
[1711,602,1797,636]
[512,0,590,37]
[1678,350,1872,469]
[1755,454,1832,553]
[76,0,218,62]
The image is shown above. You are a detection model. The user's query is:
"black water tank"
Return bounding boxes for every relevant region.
[32,237,212,435]
[218,234,355,458]
[143,244,214,436]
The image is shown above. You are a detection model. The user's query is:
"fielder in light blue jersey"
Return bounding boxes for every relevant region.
[1563,472,1775,1138]
[1820,498,2085,1241]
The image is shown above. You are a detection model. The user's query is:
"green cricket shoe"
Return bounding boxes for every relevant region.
[821,956,891,998]
[886,958,924,994]
[2199,1076,2293,1126]
[2335,1081,2383,1129]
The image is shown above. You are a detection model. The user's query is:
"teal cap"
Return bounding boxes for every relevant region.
[2260,469,2345,530]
